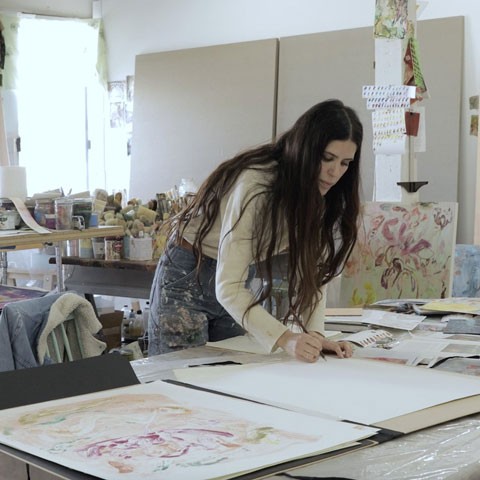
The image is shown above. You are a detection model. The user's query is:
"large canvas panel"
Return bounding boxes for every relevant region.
[131,39,277,200]
[276,17,463,203]
[339,202,457,306]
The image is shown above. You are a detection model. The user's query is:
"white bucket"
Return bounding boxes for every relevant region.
[0,210,19,230]
[125,236,153,261]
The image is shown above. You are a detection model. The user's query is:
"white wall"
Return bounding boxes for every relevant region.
[0,0,91,18]
[101,0,480,245]
[1,0,479,244]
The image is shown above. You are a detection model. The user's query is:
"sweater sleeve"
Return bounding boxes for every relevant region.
[215,175,288,352]
[303,286,326,334]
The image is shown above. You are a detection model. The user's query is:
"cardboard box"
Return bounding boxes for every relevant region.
[98,310,123,351]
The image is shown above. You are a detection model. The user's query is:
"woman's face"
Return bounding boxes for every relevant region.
[318,139,357,196]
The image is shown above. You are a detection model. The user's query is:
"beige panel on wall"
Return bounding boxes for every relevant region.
[130,39,278,199]
[415,16,463,203]
[276,17,463,203]
[276,27,375,200]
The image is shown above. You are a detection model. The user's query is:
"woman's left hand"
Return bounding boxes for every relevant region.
[309,332,353,359]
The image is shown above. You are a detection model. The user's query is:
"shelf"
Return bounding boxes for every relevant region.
[0,226,125,250]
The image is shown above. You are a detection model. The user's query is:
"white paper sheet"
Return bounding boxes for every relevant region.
[175,357,480,426]
[326,309,425,331]
[207,334,272,354]
[207,331,341,355]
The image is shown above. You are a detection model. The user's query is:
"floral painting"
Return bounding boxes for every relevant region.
[340,202,457,306]
[374,0,409,39]
[0,381,375,480]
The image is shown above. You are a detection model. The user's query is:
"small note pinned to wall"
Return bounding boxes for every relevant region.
[469,95,479,110]
[362,85,416,110]
[372,108,406,154]
[469,95,479,136]
[470,115,478,137]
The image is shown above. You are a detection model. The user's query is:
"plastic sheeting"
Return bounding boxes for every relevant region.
[267,415,480,479]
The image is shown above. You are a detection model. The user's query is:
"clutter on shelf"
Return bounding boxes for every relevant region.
[0,179,199,263]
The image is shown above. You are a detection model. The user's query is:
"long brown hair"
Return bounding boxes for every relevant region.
[170,99,363,327]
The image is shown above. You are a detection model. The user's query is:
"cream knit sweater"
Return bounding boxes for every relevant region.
[183,168,325,353]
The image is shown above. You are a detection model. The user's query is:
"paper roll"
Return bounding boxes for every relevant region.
[0,166,27,201]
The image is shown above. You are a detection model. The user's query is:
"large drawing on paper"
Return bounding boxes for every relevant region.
[0,381,376,480]
[340,202,457,306]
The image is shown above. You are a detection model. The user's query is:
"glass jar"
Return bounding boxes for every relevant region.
[54,198,73,230]
[34,198,56,229]
[0,198,21,228]
[105,236,123,260]
[72,198,93,228]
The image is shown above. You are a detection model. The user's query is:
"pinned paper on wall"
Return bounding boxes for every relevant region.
[362,84,416,110]
[469,95,479,136]
[469,95,479,110]
[404,37,429,102]
[108,80,127,128]
[374,0,409,39]
[471,115,478,136]
[371,108,406,155]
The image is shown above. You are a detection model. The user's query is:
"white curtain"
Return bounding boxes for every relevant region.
[1,15,108,196]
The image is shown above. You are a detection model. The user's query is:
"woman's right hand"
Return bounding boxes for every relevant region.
[275,330,324,363]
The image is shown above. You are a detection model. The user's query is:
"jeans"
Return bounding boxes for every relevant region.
[148,245,245,356]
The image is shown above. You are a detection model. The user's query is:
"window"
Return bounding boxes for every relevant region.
[4,15,106,196]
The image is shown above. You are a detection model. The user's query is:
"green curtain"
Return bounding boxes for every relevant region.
[0,14,20,89]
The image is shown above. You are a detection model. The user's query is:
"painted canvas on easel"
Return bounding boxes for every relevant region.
[0,381,376,480]
[340,202,458,306]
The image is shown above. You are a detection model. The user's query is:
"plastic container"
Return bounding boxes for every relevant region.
[79,238,93,258]
[105,236,123,260]
[124,236,153,260]
[0,210,19,230]
[129,310,144,338]
[34,198,56,229]
[66,239,79,256]
[92,237,105,259]
[143,301,150,334]
[0,198,21,228]
[72,198,93,228]
[54,198,73,230]
[120,305,130,344]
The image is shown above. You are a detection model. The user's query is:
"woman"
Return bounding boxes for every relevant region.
[148,99,362,362]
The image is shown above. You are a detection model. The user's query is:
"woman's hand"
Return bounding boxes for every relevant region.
[276,330,353,362]
[313,333,353,359]
[276,330,322,362]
